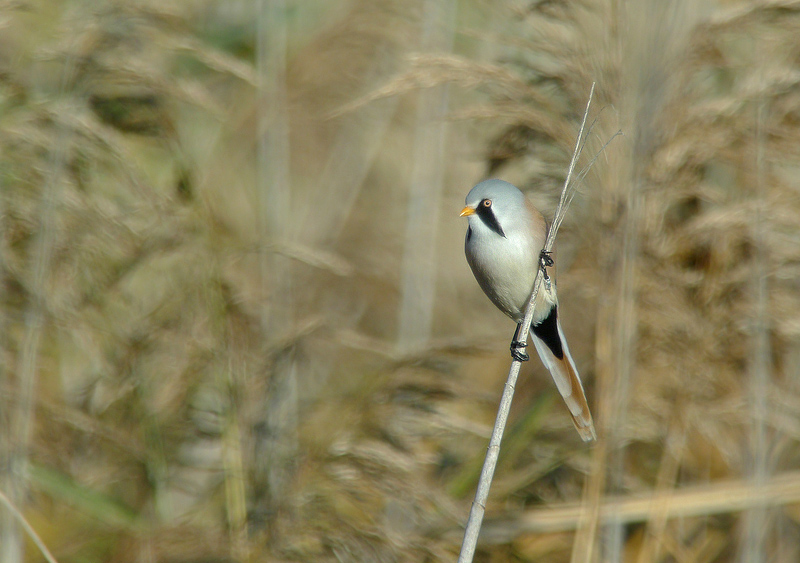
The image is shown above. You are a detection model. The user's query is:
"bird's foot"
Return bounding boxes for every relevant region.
[539,250,554,273]
[510,340,529,362]
[539,250,553,284]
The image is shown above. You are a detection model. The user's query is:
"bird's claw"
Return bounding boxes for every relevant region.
[510,340,529,362]
[539,250,553,283]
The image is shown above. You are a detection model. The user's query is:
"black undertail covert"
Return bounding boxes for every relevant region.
[531,306,564,359]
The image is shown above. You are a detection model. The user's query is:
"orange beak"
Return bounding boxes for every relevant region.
[459,206,476,217]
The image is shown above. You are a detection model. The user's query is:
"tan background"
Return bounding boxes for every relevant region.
[1,1,800,562]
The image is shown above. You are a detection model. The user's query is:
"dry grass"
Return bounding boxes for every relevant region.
[1,0,800,562]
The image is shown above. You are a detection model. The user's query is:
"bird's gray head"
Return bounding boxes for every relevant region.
[460,179,527,239]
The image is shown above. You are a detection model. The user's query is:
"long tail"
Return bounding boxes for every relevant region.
[530,306,596,442]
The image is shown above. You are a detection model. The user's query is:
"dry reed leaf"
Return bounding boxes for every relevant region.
[480,469,800,539]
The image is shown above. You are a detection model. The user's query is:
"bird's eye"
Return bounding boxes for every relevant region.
[482,199,492,207]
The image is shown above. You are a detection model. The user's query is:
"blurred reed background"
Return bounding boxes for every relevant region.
[1,0,800,562]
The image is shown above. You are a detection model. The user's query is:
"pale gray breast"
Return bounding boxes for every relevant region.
[465,220,539,322]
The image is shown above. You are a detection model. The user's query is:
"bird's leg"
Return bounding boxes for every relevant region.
[510,322,529,362]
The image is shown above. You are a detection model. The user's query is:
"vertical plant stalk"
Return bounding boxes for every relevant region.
[741,68,771,563]
[457,84,597,563]
[0,145,10,563]
[1,95,73,563]
[635,416,687,563]
[255,0,297,529]
[574,132,640,563]
[3,142,60,563]
[397,0,457,351]
[223,356,249,560]
[600,146,641,563]
[257,2,291,326]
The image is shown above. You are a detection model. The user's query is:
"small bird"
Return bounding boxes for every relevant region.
[460,179,596,442]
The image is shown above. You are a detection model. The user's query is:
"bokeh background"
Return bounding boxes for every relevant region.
[2,0,800,561]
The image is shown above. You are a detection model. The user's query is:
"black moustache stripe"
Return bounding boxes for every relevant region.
[476,204,505,238]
